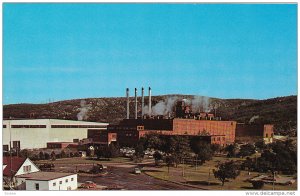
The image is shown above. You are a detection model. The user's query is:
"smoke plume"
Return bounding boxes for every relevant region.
[249,115,259,124]
[77,100,91,121]
[144,96,212,116]
[191,96,210,113]
[144,96,179,116]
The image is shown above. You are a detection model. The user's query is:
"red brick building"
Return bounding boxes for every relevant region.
[104,118,236,147]
[235,123,274,143]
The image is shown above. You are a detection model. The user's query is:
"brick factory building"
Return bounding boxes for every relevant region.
[235,123,274,144]
[103,118,236,147]
[88,87,274,147]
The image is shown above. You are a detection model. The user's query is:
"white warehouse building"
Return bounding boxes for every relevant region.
[3,119,108,150]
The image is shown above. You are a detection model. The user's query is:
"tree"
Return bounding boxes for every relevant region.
[213,161,240,186]
[44,152,50,160]
[251,181,265,189]
[145,133,163,150]
[165,155,179,173]
[166,136,191,167]
[225,144,238,157]
[39,151,45,160]
[19,149,30,158]
[108,143,120,158]
[211,144,221,154]
[60,150,67,158]
[153,151,163,166]
[51,151,56,161]
[238,144,256,158]
[255,140,266,151]
[191,141,213,164]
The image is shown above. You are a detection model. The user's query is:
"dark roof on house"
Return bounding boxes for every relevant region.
[3,156,26,177]
[17,171,76,181]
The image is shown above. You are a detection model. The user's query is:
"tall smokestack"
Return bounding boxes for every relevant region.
[126,88,130,119]
[141,87,144,116]
[135,88,138,119]
[148,87,152,115]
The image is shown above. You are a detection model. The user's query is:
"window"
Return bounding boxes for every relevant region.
[53,182,56,186]
[35,183,39,190]
[13,141,20,149]
[59,181,62,184]
[3,125,6,128]
[3,145,9,151]
[23,165,31,172]
[11,125,46,128]
[71,178,74,181]
[65,179,68,183]
[266,133,268,138]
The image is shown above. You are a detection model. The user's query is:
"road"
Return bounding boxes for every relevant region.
[52,160,197,190]
[78,165,197,190]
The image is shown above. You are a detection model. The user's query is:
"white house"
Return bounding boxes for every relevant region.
[3,156,78,190]
[3,156,40,189]
[16,172,78,190]
[3,119,108,149]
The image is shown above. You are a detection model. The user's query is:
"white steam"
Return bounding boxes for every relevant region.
[144,96,179,116]
[249,115,259,124]
[191,96,210,113]
[144,96,211,116]
[77,100,91,121]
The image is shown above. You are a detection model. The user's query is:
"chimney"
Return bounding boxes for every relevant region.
[141,87,144,116]
[135,88,138,119]
[126,88,130,119]
[148,87,152,115]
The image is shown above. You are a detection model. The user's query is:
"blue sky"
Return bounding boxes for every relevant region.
[3,3,297,104]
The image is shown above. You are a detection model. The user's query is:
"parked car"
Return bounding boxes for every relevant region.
[133,168,141,174]
[97,164,107,170]
[79,181,97,189]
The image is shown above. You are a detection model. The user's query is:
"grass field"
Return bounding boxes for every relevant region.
[144,156,297,191]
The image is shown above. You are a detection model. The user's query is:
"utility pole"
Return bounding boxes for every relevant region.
[272,171,276,190]
[9,119,13,190]
[182,158,185,177]
[208,167,211,185]
[195,155,198,170]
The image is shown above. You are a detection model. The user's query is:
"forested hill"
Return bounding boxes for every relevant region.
[3,95,297,136]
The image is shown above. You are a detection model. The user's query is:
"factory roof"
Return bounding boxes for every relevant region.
[3,119,108,126]
[17,171,76,181]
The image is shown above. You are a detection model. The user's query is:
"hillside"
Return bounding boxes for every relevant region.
[3,95,297,136]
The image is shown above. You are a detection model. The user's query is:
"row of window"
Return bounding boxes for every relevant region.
[212,137,225,142]
[108,127,138,131]
[3,125,47,128]
[3,124,106,129]
[52,177,74,187]
[51,125,106,128]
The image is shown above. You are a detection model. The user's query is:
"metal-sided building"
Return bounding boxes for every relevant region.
[3,119,108,150]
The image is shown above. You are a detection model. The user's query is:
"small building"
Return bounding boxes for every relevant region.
[16,172,78,190]
[3,156,40,189]
[46,142,78,149]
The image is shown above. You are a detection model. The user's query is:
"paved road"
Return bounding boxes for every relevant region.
[78,166,197,190]
[51,159,198,190]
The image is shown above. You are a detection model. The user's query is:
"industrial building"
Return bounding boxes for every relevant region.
[3,119,108,150]
[85,87,274,147]
[235,123,274,144]
[87,87,275,147]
